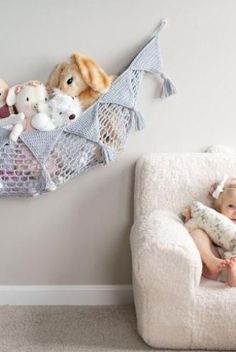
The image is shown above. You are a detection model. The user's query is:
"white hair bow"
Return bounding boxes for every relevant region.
[212,174,228,199]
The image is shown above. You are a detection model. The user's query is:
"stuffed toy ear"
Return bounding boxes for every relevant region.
[45,84,54,95]
[47,62,67,88]
[0,78,9,91]
[6,85,22,106]
[72,53,111,93]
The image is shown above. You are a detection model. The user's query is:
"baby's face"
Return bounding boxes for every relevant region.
[220,189,236,223]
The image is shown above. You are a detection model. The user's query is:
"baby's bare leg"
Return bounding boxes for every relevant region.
[227,257,236,287]
[190,229,226,279]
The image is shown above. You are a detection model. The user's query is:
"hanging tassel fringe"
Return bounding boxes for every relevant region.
[160,74,176,98]
[41,165,57,192]
[132,110,146,131]
[99,144,116,165]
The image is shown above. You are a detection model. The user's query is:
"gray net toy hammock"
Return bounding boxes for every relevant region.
[0,20,175,197]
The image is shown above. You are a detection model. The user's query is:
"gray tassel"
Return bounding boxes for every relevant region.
[132,110,146,131]
[160,74,176,98]
[99,144,116,165]
[41,165,57,192]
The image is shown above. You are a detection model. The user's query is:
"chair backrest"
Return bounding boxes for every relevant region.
[134,153,236,219]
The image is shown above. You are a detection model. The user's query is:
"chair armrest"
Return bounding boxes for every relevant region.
[130,210,202,292]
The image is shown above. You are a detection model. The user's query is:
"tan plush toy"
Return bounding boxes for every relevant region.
[47,53,114,110]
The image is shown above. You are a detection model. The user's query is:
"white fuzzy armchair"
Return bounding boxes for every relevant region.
[130,153,236,350]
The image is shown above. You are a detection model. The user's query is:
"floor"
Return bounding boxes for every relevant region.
[0,305,224,352]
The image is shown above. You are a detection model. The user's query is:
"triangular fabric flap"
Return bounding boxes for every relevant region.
[130,35,162,74]
[64,105,100,143]
[20,129,63,164]
[100,70,135,108]
[0,128,10,150]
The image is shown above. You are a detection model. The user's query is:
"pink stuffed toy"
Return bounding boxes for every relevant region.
[6,80,48,132]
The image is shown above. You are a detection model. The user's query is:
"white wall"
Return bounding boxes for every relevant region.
[0,0,235,284]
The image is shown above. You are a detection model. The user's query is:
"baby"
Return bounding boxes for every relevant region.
[183,176,236,287]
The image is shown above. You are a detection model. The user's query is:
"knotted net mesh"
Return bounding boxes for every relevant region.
[0,70,143,196]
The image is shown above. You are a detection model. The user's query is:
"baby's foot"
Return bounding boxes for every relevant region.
[227,257,236,287]
[203,257,227,279]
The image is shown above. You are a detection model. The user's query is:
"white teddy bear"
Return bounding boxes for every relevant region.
[32,89,82,131]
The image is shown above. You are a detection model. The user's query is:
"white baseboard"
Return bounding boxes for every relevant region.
[0,285,133,306]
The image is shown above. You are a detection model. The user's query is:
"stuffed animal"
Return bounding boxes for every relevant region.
[6,80,48,140]
[0,78,26,141]
[47,53,114,110]
[0,78,14,118]
[31,89,82,131]
[185,201,236,259]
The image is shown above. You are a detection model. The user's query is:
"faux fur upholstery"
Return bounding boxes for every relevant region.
[130,153,236,350]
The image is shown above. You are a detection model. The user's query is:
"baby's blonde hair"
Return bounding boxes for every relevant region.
[211,177,236,211]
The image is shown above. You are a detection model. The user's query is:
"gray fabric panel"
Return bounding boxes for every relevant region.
[20,129,63,163]
[130,35,162,73]
[64,105,100,143]
[0,128,11,150]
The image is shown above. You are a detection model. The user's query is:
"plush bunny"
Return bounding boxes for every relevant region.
[6,80,48,140]
[47,53,115,110]
[31,89,82,131]
[0,78,25,141]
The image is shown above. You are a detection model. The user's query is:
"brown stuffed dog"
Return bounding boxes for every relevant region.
[47,53,114,110]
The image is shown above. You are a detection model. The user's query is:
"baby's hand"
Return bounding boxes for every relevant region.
[182,206,192,223]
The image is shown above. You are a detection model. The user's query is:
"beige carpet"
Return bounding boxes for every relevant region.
[0,305,224,352]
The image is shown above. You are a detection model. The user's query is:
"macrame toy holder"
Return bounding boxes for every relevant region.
[0,20,176,197]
